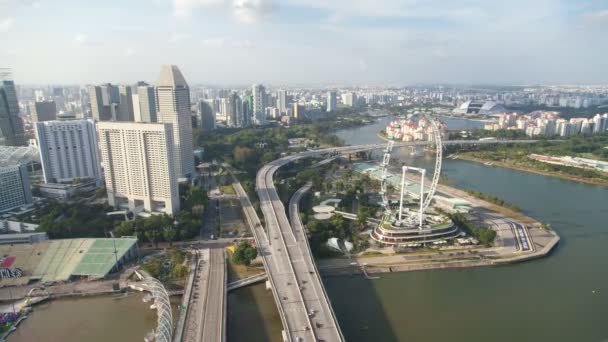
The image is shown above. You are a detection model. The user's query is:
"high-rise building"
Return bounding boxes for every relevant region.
[30,101,57,122]
[155,65,194,179]
[35,119,102,184]
[198,100,215,132]
[293,103,303,120]
[227,92,243,128]
[0,77,26,145]
[252,84,266,125]
[327,91,337,112]
[117,85,134,121]
[132,94,141,121]
[342,92,356,107]
[97,122,179,216]
[0,164,32,213]
[277,90,287,113]
[34,90,45,102]
[88,85,110,121]
[136,82,157,123]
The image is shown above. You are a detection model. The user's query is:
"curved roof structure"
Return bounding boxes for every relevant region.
[156,64,188,88]
[455,100,506,115]
[0,146,39,167]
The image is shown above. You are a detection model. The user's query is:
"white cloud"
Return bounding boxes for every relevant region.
[172,0,276,23]
[201,37,229,46]
[73,33,87,45]
[173,0,226,16]
[124,47,135,57]
[584,10,608,25]
[170,32,189,43]
[201,36,255,48]
[233,0,277,23]
[0,17,14,33]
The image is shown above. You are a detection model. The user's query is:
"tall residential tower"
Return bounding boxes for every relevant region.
[97,122,179,216]
[35,119,102,184]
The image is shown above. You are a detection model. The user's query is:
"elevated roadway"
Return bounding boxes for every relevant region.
[257,161,344,342]
[234,139,541,341]
[179,248,226,342]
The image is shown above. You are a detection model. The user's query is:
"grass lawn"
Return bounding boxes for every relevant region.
[220,184,236,195]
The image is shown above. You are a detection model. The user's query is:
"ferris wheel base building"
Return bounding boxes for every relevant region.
[370,212,461,245]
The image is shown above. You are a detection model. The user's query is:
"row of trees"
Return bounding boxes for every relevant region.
[450,213,497,246]
[34,202,114,239]
[113,211,201,246]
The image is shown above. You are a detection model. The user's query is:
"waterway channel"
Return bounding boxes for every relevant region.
[230,115,608,342]
[8,293,156,342]
[328,116,608,342]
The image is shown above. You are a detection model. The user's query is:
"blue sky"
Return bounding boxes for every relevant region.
[1,0,608,85]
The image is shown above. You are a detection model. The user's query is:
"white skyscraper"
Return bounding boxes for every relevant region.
[252,84,266,125]
[155,65,194,179]
[97,122,179,216]
[342,92,356,107]
[35,119,102,184]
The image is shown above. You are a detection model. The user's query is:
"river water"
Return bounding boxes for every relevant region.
[9,293,156,342]
[328,116,608,342]
[230,115,607,341]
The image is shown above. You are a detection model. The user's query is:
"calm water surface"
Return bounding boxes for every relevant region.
[328,119,608,342]
[9,293,156,342]
[231,117,608,342]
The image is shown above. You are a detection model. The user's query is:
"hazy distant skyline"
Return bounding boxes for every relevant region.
[1,0,608,85]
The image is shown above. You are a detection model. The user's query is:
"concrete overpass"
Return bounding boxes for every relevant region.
[237,139,541,341]
[176,248,227,342]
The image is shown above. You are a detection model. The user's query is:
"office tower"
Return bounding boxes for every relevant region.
[252,84,266,125]
[0,77,26,145]
[100,83,119,105]
[327,91,337,112]
[52,87,64,97]
[89,85,109,121]
[97,122,179,216]
[155,65,194,179]
[35,119,102,184]
[241,99,251,127]
[30,101,57,122]
[243,95,253,126]
[198,100,215,132]
[227,92,242,128]
[293,103,303,120]
[116,85,134,121]
[277,90,287,113]
[0,164,32,212]
[136,81,157,123]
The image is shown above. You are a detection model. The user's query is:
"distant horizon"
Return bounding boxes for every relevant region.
[9,80,608,89]
[2,1,608,85]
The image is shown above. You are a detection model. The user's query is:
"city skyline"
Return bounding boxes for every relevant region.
[1,0,608,85]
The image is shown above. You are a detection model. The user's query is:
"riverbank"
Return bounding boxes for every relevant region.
[453,153,608,187]
[316,160,560,276]
[319,227,559,277]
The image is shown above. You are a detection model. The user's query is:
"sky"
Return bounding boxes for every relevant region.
[1,0,608,86]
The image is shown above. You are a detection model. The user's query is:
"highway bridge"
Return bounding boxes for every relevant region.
[238,139,541,342]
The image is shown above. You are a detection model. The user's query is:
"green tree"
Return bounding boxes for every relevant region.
[232,241,258,266]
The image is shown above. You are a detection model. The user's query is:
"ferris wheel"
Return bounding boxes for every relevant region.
[379,114,443,228]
